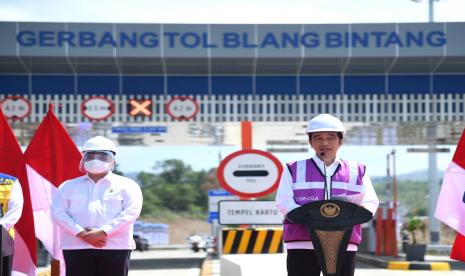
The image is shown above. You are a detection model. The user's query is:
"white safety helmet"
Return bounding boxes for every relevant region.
[82,136,117,155]
[306,114,346,134]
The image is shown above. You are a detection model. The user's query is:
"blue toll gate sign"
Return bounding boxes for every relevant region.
[112,126,167,134]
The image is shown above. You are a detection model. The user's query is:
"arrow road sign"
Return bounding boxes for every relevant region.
[217,149,283,198]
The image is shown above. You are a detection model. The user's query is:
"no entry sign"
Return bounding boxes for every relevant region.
[81,96,114,121]
[0,96,31,120]
[166,96,199,120]
[217,149,283,198]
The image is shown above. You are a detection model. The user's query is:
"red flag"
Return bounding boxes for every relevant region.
[24,106,83,273]
[451,233,465,262]
[0,108,36,275]
[435,128,465,262]
[25,106,83,188]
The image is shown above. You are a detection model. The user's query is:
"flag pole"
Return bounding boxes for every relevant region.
[48,103,61,276]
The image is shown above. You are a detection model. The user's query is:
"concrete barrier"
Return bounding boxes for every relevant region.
[220,253,286,276]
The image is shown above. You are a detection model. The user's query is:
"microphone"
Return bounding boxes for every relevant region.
[319,151,326,162]
[320,151,326,174]
[320,152,329,200]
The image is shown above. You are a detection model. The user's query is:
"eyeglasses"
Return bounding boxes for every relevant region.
[83,151,114,162]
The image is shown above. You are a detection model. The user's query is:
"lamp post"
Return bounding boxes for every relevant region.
[407,145,450,244]
[411,0,439,22]
[410,0,442,245]
[387,150,397,216]
[386,150,398,256]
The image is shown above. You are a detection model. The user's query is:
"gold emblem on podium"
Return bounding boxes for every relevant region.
[320,203,340,218]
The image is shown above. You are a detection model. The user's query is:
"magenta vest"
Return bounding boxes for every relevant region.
[283,158,366,245]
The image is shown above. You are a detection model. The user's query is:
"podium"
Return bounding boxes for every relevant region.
[287,200,373,276]
[0,226,14,276]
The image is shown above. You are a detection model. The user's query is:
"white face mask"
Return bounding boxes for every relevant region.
[84,159,112,174]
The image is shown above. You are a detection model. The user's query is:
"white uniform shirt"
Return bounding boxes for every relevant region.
[275,155,379,251]
[0,179,24,231]
[51,171,143,250]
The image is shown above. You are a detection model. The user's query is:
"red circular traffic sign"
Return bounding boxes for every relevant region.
[81,96,115,121]
[166,96,199,120]
[217,149,283,198]
[0,96,32,120]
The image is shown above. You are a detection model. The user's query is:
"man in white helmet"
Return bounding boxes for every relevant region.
[52,136,143,276]
[275,114,379,276]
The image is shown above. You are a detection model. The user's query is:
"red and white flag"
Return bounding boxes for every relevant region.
[24,106,83,274]
[435,128,465,262]
[450,233,465,262]
[0,109,36,275]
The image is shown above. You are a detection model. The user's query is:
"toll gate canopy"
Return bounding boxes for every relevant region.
[1,22,465,145]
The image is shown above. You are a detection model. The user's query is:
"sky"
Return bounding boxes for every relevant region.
[3,0,464,178]
[1,0,465,24]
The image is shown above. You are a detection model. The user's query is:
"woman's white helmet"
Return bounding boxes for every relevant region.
[306,114,346,134]
[82,136,117,155]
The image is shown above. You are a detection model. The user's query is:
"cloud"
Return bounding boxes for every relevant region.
[0,0,464,24]
[0,6,37,22]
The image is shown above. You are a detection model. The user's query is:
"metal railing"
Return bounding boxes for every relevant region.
[3,93,465,124]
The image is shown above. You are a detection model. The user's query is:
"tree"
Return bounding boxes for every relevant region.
[113,164,124,176]
[139,159,212,218]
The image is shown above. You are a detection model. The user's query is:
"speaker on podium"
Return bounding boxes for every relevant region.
[0,226,14,276]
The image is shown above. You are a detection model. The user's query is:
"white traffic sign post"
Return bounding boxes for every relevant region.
[166,96,199,120]
[219,200,284,225]
[208,189,239,248]
[217,149,283,198]
[0,96,31,120]
[81,96,114,121]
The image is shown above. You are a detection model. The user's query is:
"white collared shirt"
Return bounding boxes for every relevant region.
[51,171,143,250]
[311,155,340,201]
[0,179,23,231]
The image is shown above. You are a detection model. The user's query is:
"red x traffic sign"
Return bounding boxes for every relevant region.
[128,99,152,117]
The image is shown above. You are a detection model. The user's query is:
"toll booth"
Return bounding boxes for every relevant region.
[375,201,398,257]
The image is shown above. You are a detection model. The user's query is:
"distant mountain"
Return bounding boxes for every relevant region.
[372,169,445,184]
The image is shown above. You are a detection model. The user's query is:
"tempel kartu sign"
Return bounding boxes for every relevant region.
[218,200,284,225]
[217,149,283,198]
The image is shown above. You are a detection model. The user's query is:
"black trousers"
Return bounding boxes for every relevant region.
[63,249,131,276]
[287,249,356,276]
[1,255,12,276]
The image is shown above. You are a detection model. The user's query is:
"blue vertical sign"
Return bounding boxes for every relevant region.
[208,189,238,224]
